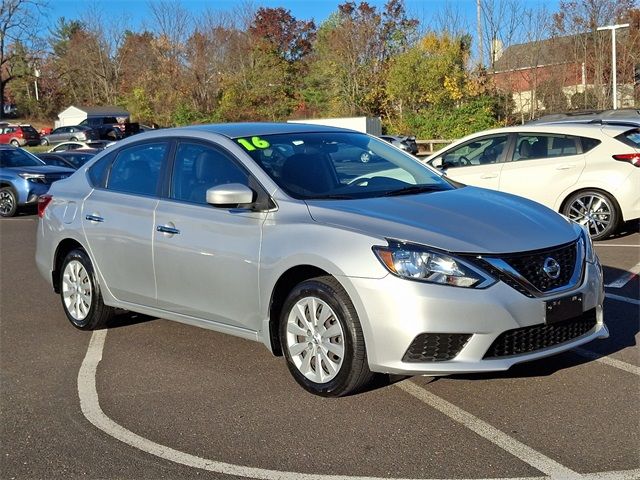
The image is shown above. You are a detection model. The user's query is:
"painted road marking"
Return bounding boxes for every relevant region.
[605,293,640,306]
[605,262,640,288]
[397,381,580,479]
[79,330,640,480]
[594,244,639,248]
[573,348,640,376]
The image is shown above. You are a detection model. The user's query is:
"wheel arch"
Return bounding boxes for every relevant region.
[52,238,86,293]
[267,265,332,356]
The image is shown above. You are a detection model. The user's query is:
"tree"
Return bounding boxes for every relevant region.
[0,0,45,118]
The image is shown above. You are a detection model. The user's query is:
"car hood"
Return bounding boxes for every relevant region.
[4,165,75,174]
[305,186,578,254]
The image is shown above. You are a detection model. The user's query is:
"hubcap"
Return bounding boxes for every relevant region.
[62,260,92,322]
[568,194,611,237]
[286,297,345,383]
[0,191,14,215]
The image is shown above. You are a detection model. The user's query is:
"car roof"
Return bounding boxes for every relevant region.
[160,122,361,138]
[457,123,632,137]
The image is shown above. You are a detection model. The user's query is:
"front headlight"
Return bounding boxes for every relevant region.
[580,227,596,264]
[18,173,46,184]
[373,242,495,288]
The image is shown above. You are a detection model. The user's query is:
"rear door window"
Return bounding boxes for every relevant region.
[512,134,578,161]
[106,142,168,196]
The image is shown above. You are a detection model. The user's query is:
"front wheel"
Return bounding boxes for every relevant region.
[60,249,114,330]
[40,138,49,146]
[562,190,620,241]
[0,187,17,217]
[279,276,374,397]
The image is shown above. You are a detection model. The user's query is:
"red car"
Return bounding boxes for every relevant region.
[0,124,41,146]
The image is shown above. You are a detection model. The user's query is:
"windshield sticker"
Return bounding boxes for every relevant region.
[237,137,270,151]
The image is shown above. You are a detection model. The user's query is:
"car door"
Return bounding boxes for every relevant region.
[50,127,68,144]
[153,140,266,331]
[82,140,170,305]
[498,133,586,209]
[430,134,510,191]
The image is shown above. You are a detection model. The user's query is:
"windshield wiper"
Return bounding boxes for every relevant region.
[380,185,445,197]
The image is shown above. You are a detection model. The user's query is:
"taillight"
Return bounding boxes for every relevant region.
[38,195,52,218]
[613,153,640,167]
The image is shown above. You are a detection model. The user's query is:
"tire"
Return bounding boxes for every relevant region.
[279,276,374,397]
[40,138,49,146]
[562,190,620,241]
[10,139,19,147]
[0,187,18,217]
[70,137,78,142]
[60,249,114,330]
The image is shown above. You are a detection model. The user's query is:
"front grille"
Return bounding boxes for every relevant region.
[483,308,597,359]
[504,242,577,292]
[403,333,471,362]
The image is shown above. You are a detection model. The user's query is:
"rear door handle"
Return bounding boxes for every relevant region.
[85,214,104,223]
[156,225,180,235]
[480,173,498,179]
[556,164,574,170]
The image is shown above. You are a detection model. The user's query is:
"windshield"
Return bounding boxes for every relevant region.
[0,149,45,168]
[237,132,453,199]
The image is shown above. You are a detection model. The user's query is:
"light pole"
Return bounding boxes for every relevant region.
[597,23,629,110]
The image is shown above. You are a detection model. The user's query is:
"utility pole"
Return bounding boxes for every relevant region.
[477,0,484,67]
[597,23,629,109]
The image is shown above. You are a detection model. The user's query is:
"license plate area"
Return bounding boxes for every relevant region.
[545,294,583,325]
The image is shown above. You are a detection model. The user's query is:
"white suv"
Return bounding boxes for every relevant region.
[426,124,639,240]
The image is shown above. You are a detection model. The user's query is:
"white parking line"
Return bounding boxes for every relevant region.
[396,381,581,479]
[78,330,640,480]
[573,348,640,376]
[594,244,639,248]
[605,293,640,306]
[605,262,640,288]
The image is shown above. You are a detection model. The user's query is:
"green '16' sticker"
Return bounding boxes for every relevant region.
[237,136,270,151]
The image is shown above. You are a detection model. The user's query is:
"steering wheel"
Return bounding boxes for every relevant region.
[458,155,471,166]
[349,177,371,187]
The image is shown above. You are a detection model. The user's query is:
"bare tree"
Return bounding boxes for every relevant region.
[0,0,46,118]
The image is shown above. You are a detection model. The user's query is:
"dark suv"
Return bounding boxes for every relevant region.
[79,117,139,140]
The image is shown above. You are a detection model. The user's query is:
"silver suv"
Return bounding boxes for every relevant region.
[36,123,607,396]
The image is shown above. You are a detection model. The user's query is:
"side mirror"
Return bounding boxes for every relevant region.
[206,183,255,207]
[430,157,443,169]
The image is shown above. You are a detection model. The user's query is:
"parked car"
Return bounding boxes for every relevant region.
[47,140,109,152]
[528,109,640,127]
[36,123,606,396]
[37,150,99,170]
[0,124,41,146]
[0,145,74,217]
[379,135,419,155]
[40,125,99,146]
[425,124,640,240]
[79,117,140,140]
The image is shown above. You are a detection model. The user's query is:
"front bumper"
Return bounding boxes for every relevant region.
[343,260,606,376]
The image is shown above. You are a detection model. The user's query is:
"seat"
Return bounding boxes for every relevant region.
[518,141,532,160]
[188,151,221,203]
[281,153,336,195]
[530,139,547,158]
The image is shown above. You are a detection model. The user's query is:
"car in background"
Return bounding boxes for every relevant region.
[40,125,99,146]
[379,135,419,155]
[47,140,110,152]
[425,124,640,240]
[36,150,100,170]
[36,122,606,397]
[0,145,74,217]
[0,124,41,147]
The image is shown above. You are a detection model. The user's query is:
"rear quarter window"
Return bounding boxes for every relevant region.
[580,137,601,153]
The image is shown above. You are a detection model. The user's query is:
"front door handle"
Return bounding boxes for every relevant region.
[480,173,498,179]
[85,214,104,223]
[157,225,180,235]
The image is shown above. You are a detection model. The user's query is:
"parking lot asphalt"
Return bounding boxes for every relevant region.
[1,216,638,480]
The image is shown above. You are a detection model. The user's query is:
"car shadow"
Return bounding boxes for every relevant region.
[603,219,639,240]
[104,310,157,329]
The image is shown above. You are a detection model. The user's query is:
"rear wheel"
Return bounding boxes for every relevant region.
[9,139,19,147]
[70,136,78,141]
[40,138,49,146]
[60,249,114,330]
[0,187,17,217]
[279,276,374,397]
[563,190,620,240]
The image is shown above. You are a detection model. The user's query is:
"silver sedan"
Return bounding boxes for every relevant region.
[35,123,606,396]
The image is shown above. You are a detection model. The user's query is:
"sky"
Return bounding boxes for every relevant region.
[46,0,561,34]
